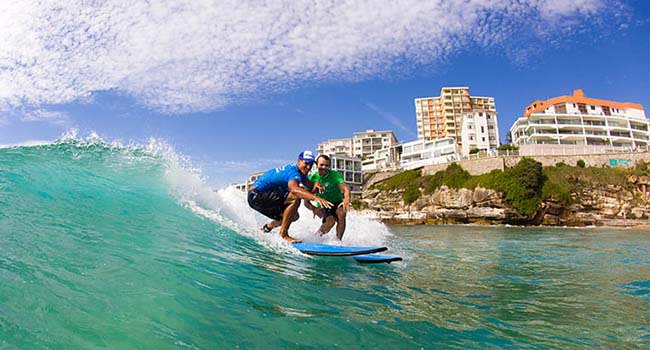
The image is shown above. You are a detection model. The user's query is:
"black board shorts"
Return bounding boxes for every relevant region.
[248,188,289,221]
[321,201,342,223]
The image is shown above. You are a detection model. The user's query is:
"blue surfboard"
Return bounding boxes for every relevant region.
[292,242,387,256]
[353,254,403,264]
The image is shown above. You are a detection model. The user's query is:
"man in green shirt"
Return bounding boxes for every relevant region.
[304,155,351,240]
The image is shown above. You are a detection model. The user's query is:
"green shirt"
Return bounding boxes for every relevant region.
[308,170,345,203]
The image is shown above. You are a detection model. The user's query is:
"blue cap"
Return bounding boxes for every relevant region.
[298,150,315,163]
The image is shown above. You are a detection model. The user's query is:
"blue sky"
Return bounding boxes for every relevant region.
[1,0,648,187]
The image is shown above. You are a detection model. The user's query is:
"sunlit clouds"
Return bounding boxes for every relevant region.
[0,0,612,114]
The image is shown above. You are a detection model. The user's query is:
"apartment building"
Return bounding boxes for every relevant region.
[352,129,398,170]
[317,138,353,156]
[328,154,363,197]
[370,145,403,171]
[414,87,496,150]
[461,110,500,156]
[400,137,459,170]
[510,89,649,149]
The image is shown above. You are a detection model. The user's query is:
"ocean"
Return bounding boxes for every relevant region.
[1,139,648,349]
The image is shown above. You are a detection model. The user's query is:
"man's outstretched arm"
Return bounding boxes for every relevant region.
[288,180,333,208]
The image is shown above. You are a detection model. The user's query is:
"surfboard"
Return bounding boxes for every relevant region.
[353,254,403,264]
[292,242,387,256]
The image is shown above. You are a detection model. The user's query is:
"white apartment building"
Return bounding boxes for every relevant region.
[352,129,398,170]
[510,89,649,149]
[327,154,363,196]
[400,137,459,170]
[414,87,496,150]
[317,138,353,156]
[370,145,402,171]
[461,110,500,156]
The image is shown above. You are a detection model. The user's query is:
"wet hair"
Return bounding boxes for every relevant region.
[316,154,330,163]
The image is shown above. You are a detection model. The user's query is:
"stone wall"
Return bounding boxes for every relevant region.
[503,151,650,168]
[370,151,650,181]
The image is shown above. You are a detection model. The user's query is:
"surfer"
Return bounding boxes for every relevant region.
[247,151,333,243]
[304,154,351,240]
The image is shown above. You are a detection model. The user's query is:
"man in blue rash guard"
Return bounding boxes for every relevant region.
[247,151,333,243]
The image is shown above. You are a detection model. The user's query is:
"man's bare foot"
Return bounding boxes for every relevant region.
[281,234,302,243]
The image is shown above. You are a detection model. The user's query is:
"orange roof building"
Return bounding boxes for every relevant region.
[510,90,648,149]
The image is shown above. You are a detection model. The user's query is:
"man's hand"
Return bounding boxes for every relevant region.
[313,182,324,194]
[314,197,333,209]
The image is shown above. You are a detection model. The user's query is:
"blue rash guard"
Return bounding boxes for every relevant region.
[252,164,306,192]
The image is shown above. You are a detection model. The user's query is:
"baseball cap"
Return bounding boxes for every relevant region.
[298,150,315,164]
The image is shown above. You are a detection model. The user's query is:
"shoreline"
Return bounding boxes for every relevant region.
[376,217,650,230]
[355,210,650,229]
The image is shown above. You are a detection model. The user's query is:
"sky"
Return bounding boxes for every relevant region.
[1,0,649,187]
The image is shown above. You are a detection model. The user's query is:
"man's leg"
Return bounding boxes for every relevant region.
[278,195,301,243]
[261,220,281,232]
[319,216,336,235]
[335,206,347,240]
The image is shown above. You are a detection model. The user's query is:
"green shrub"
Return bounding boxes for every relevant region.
[498,158,545,216]
[497,144,519,151]
[403,185,420,205]
[541,180,572,205]
[577,159,586,168]
[373,168,421,191]
[423,162,471,194]
[469,148,480,154]
[632,161,650,176]
[351,200,366,210]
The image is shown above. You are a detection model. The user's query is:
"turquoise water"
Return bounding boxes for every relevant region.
[1,141,648,349]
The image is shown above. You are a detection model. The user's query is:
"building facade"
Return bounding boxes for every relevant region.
[370,145,402,171]
[352,129,398,170]
[400,137,459,170]
[327,154,363,197]
[461,110,500,156]
[510,89,649,149]
[317,138,353,156]
[414,87,496,150]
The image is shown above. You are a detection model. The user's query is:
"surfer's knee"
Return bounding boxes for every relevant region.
[322,217,335,231]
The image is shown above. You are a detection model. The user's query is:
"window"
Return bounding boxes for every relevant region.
[555,104,567,114]
[482,137,486,142]
[481,126,485,133]
[488,125,494,129]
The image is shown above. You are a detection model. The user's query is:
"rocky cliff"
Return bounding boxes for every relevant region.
[361,175,650,227]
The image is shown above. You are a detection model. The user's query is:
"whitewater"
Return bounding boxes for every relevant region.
[1,135,648,349]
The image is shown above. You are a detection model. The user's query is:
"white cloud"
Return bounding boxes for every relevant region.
[20,109,71,126]
[0,0,611,114]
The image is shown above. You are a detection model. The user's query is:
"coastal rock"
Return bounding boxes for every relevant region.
[361,177,649,227]
[631,207,646,219]
[430,186,473,209]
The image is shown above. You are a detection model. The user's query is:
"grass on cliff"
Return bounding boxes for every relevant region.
[371,159,649,216]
